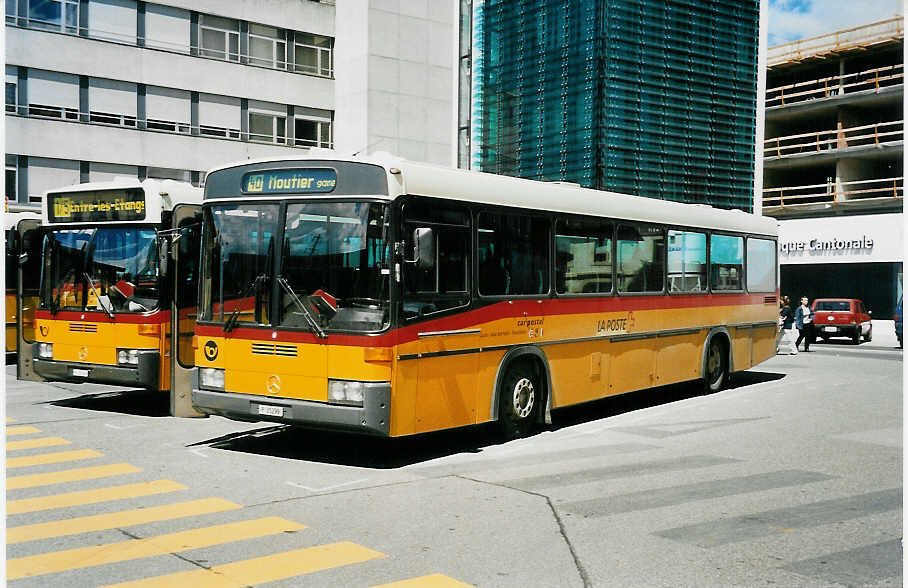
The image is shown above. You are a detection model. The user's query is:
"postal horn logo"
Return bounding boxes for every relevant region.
[78,346,88,361]
[39,325,49,337]
[203,340,219,361]
[266,375,281,395]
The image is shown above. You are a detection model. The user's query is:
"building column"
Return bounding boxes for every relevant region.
[78,0,89,37]
[137,84,146,130]
[190,12,199,56]
[190,92,199,135]
[16,68,27,116]
[285,30,295,71]
[240,21,249,64]
[240,98,249,141]
[287,105,295,145]
[80,161,90,183]
[79,76,89,123]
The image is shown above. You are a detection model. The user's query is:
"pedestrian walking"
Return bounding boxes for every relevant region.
[777,295,797,354]
[795,295,814,352]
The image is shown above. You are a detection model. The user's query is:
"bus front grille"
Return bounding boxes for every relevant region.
[69,323,98,333]
[251,343,298,357]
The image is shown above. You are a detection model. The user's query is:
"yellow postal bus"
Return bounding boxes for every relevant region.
[27,179,205,416]
[192,155,778,437]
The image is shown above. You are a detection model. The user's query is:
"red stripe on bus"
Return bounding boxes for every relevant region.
[195,292,770,347]
[34,310,171,324]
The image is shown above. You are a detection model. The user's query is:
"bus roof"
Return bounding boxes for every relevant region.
[41,178,202,226]
[205,152,778,237]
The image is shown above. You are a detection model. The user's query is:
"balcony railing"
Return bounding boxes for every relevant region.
[768,17,903,66]
[766,64,903,108]
[765,120,903,158]
[763,176,903,208]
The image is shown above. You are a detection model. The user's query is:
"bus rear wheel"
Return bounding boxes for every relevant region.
[703,338,728,394]
[499,362,540,439]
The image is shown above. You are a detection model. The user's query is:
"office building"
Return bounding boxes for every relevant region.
[763,18,903,316]
[460,0,762,211]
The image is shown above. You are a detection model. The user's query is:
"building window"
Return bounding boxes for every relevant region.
[249,111,286,144]
[6,82,16,113]
[295,118,332,148]
[6,163,17,202]
[248,23,286,69]
[29,103,79,120]
[199,14,239,62]
[6,0,16,24]
[28,0,79,33]
[295,33,333,77]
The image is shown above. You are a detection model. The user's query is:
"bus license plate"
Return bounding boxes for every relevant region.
[72,368,90,377]
[257,404,284,417]
[823,326,837,333]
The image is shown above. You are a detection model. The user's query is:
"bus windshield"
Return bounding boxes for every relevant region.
[41,227,161,313]
[201,201,390,332]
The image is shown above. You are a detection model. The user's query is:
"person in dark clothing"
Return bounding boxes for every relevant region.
[777,295,796,354]
[794,296,814,351]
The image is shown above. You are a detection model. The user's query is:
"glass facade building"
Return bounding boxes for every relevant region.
[465,0,760,211]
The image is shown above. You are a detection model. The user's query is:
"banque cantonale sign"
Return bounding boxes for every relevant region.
[779,235,873,254]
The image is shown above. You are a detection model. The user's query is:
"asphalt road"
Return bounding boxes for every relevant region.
[4,321,903,587]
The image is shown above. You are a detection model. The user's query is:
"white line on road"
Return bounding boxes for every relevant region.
[189,448,209,458]
[105,423,140,430]
[286,478,368,492]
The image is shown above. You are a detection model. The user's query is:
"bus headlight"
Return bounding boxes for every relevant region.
[328,379,365,407]
[38,343,53,359]
[199,368,225,390]
[117,349,140,366]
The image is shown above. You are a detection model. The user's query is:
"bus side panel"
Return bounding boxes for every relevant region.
[6,293,16,353]
[606,339,657,397]
[751,325,777,367]
[475,348,506,425]
[654,334,703,386]
[544,342,596,407]
[731,327,753,371]
[390,346,418,436]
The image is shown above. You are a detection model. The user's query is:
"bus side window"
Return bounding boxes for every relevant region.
[617,224,665,293]
[402,200,470,320]
[478,212,549,297]
[710,234,744,291]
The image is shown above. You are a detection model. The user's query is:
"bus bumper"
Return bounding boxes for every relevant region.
[191,377,391,437]
[32,345,160,390]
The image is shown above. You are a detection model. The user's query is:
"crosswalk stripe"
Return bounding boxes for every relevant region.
[8,516,306,580]
[7,437,71,451]
[8,497,242,544]
[372,574,475,587]
[6,426,41,436]
[8,463,141,490]
[99,541,387,588]
[7,449,102,469]
[7,480,187,515]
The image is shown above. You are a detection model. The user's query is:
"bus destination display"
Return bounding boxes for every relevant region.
[242,169,337,195]
[48,189,146,223]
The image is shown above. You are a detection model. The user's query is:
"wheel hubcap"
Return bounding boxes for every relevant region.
[512,377,535,419]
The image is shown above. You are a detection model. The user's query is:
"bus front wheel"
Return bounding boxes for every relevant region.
[703,338,728,394]
[499,362,540,439]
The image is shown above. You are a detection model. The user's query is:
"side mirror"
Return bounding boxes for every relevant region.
[159,238,170,277]
[18,252,29,266]
[404,227,435,271]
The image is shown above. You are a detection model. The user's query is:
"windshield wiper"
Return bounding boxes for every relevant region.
[223,274,266,333]
[277,276,326,339]
[83,272,114,319]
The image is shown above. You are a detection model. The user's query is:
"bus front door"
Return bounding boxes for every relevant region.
[16,218,44,381]
[169,204,206,417]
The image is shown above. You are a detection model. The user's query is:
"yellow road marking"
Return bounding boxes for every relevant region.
[6,426,41,436]
[7,449,101,469]
[7,479,187,515]
[8,517,305,580]
[7,437,71,451]
[373,575,475,587]
[8,497,241,544]
[7,417,15,423]
[7,463,141,490]
[100,541,387,588]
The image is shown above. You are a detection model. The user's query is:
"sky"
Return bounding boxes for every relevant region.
[768,0,904,45]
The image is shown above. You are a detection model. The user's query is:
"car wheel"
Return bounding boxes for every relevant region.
[851,329,861,345]
[703,337,728,394]
[498,361,540,439]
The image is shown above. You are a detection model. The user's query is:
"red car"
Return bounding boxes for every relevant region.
[811,298,872,344]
